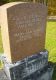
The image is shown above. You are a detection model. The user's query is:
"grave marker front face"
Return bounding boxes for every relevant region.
[0,2,47,63]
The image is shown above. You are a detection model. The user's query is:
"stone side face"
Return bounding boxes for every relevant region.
[0,2,47,63]
[0,6,11,62]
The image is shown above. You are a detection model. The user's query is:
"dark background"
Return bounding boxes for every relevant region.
[0,0,56,16]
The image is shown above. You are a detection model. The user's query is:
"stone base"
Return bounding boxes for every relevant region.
[1,50,54,80]
[23,65,54,80]
[3,64,54,80]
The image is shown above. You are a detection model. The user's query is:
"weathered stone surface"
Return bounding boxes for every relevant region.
[0,65,53,80]
[3,50,48,80]
[0,69,8,80]
[0,2,47,63]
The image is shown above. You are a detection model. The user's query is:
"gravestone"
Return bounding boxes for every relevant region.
[0,2,47,63]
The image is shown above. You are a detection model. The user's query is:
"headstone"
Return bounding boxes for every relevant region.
[0,2,47,63]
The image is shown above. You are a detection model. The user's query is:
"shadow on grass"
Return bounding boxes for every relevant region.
[49,61,56,80]
[52,62,56,80]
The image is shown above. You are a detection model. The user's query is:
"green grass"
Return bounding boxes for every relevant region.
[0,21,56,79]
[45,21,56,80]
[0,28,3,53]
[46,21,56,62]
[0,28,3,69]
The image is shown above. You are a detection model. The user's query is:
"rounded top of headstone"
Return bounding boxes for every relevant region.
[0,2,27,9]
[0,2,47,9]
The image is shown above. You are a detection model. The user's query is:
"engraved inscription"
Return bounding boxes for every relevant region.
[11,14,43,42]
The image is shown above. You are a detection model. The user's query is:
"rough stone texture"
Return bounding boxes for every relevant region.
[0,2,47,63]
[0,69,8,80]
[0,65,53,80]
[3,51,47,80]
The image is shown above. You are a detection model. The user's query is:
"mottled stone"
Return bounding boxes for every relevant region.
[3,50,48,80]
[0,69,8,80]
[0,64,53,80]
